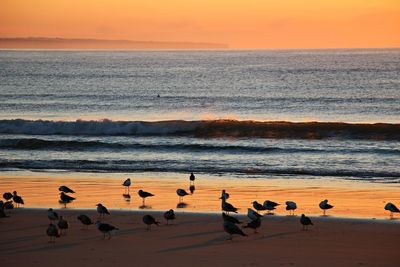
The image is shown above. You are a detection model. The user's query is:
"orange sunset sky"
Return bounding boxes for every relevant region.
[1,0,399,49]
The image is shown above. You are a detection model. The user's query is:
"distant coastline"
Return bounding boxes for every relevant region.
[0,37,229,49]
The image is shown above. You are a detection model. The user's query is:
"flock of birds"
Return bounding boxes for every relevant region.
[1,172,400,243]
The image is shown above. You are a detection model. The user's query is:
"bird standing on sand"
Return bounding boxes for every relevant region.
[96,203,110,218]
[122,178,131,194]
[46,223,60,243]
[189,172,195,184]
[138,190,154,206]
[4,201,13,210]
[263,200,280,214]
[57,216,69,235]
[243,218,262,234]
[285,201,297,215]
[77,214,93,229]
[221,190,229,200]
[252,201,266,213]
[58,185,75,194]
[3,192,12,201]
[47,208,59,222]
[164,209,176,225]
[176,189,189,203]
[143,215,160,230]
[247,208,263,221]
[12,191,24,207]
[221,196,238,214]
[0,201,9,218]
[300,214,313,230]
[222,212,242,224]
[319,199,334,215]
[223,221,247,240]
[96,221,118,239]
[384,202,400,218]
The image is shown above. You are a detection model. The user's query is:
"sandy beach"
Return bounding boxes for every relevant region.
[1,208,399,267]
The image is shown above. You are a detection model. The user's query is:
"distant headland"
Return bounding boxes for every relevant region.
[0,37,229,49]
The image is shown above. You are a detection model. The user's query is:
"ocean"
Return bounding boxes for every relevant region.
[1,49,400,184]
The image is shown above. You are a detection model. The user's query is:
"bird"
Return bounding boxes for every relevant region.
[220,190,229,200]
[96,221,118,239]
[252,201,266,213]
[300,214,313,230]
[3,192,12,201]
[4,201,14,210]
[319,199,334,215]
[247,208,263,221]
[47,208,59,222]
[77,214,93,229]
[176,189,189,203]
[223,221,247,240]
[285,201,297,215]
[138,190,154,206]
[12,191,24,207]
[384,202,400,218]
[263,200,280,214]
[189,172,195,184]
[96,203,110,218]
[222,212,242,224]
[189,185,195,194]
[0,201,9,218]
[142,215,160,231]
[122,178,131,194]
[221,196,238,214]
[59,192,75,207]
[57,216,69,235]
[243,218,262,234]
[164,209,176,225]
[58,185,75,194]
[46,223,60,243]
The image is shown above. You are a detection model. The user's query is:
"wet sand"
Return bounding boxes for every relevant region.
[1,209,399,267]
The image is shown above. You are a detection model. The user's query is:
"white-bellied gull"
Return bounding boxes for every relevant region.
[285,201,297,215]
[58,185,75,194]
[164,209,176,225]
[138,190,154,206]
[222,212,242,224]
[57,216,69,235]
[96,221,119,239]
[47,208,59,222]
[247,208,263,221]
[223,221,247,240]
[143,214,160,230]
[96,203,110,218]
[319,199,334,215]
[300,214,313,230]
[384,202,400,218]
[176,188,189,203]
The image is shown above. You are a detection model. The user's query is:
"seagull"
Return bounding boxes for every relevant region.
[247,208,263,221]
[384,202,400,218]
[243,218,262,234]
[46,223,60,243]
[3,192,12,201]
[252,201,266,213]
[142,215,160,231]
[300,214,313,230]
[221,196,238,214]
[122,178,131,194]
[96,203,110,218]
[285,201,297,215]
[222,212,242,224]
[47,208,59,222]
[223,221,247,240]
[189,172,195,184]
[164,209,176,225]
[4,201,14,210]
[0,201,8,218]
[57,216,69,235]
[319,199,334,215]
[176,189,189,203]
[58,185,75,194]
[220,190,230,200]
[263,200,280,214]
[77,214,93,229]
[96,221,118,239]
[12,191,24,207]
[59,192,75,207]
[189,185,195,194]
[138,190,154,206]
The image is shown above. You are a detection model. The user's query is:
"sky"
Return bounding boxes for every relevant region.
[1,0,399,49]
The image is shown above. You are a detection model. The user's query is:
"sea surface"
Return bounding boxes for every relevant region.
[0,49,400,184]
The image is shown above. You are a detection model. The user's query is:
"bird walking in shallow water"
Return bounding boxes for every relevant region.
[96,221,118,239]
[12,191,24,207]
[319,199,334,215]
[223,221,247,240]
[384,202,400,219]
[285,201,297,215]
[300,214,313,230]
[164,209,176,225]
[122,178,131,194]
[138,190,154,206]
[189,172,195,184]
[143,215,160,230]
[58,185,75,194]
[96,203,110,218]
[59,192,75,207]
[176,189,189,203]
